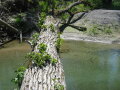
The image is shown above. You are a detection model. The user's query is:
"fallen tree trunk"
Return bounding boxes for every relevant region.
[20,16,66,90]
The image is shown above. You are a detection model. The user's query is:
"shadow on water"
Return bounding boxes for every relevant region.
[98,49,120,90]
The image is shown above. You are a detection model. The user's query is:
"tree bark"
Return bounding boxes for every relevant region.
[20,16,66,90]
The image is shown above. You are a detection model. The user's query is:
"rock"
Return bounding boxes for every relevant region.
[62,10,120,44]
[73,9,120,35]
[112,38,120,44]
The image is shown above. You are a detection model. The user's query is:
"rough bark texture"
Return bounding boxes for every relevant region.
[20,16,66,90]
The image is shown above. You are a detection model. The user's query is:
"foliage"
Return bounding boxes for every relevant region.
[12,13,26,23]
[103,26,112,35]
[51,58,58,65]
[54,83,64,90]
[112,0,120,9]
[26,52,48,67]
[85,0,120,9]
[32,33,39,40]
[10,13,27,32]
[85,0,103,9]
[39,1,49,12]
[49,24,55,32]
[38,12,47,29]
[38,43,47,53]
[86,24,113,36]
[56,38,63,52]
[12,66,26,89]
[26,43,58,67]
[69,3,91,13]
[29,33,39,46]
[87,25,99,36]
[53,78,64,90]
[59,13,70,22]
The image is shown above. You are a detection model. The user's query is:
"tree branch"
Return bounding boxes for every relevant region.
[70,12,87,24]
[68,24,86,31]
[59,11,87,32]
[56,0,90,15]
[0,18,19,33]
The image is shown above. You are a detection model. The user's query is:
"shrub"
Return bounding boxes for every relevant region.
[87,25,99,36]
[26,43,58,67]
[56,38,63,52]
[12,66,26,89]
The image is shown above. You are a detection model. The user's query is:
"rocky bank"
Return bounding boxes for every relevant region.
[62,9,120,44]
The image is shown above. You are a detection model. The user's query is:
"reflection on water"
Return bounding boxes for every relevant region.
[0,40,120,90]
[61,40,120,90]
[98,49,120,90]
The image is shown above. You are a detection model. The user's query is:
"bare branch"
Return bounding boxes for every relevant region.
[56,0,90,15]
[59,11,88,32]
[68,24,86,31]
[0,18,19,33]
[70,12,87,24]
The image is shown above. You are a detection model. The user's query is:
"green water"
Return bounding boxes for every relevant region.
[61,40,120,90]
[0,40,120,90]
[0,41,31,90]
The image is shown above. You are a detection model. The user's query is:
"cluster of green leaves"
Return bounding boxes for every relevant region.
[112,0,120,9]
[12,13,26,23]
[49,24,55,32]
[32,33,39,40]
[38,12,47,29]
[38,0,63,11]
[37,0,61,29]
[54,83,64,90]
[29,33,39,46]
[26,43,58,67]
[26,52,51,67]
[12,66,26,89]
[69,4,91,13]
[52,78,64,90]
[51,58,58,65]
[59,13,70,22]
[56,38,63,52]
[38,43,47,53]
[11,13,26,32]
[85,0,103,9]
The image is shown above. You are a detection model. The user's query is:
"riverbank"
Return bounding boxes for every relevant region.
[61,9,120,44]
[61,29,120,44]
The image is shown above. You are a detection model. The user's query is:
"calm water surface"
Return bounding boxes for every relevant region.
[0,40,120,90]
[61,40,120,90]
[0,41,31,90]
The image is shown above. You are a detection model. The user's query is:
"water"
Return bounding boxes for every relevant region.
[0,41,30,90]
[0,40,120,90]
[61,40,120,90]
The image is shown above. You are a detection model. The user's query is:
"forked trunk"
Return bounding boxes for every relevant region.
[20,16,66,90]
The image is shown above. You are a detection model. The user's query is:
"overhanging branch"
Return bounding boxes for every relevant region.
[59,11,88,32]
[70,12,87,24]
[68,24,86,31]
[56,0,90,15]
